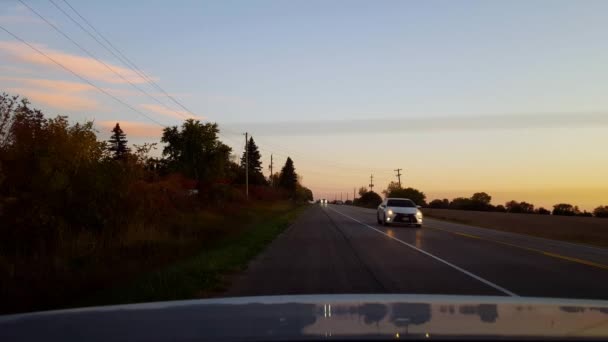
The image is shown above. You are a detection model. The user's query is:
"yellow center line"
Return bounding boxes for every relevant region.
[425,226,608,271]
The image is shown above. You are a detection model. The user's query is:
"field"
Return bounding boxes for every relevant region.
[423,208,608,247]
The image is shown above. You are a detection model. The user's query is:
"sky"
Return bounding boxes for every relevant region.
[0,0,607,210]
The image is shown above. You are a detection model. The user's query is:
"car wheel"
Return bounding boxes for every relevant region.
[415,224,422,228]
[376,213,382,224]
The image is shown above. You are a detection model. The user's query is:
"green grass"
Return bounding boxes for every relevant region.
[80,204,307,307]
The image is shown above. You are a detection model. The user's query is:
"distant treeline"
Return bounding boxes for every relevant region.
[350,180,607,218]
[427,193,608,218]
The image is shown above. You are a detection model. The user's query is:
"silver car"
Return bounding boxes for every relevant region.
[377,197,423,227]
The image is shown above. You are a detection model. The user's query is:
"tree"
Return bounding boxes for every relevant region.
[385,186,427,206]
[535,207,551,215]
[161,119,231,182]
[382,181,401,197]
[356,191,382,208]
[269,172,280,188]
[450,197,473,210]
[358,186,368,197]
[494,205,507,212]
[278,157,298,194]
[552,203,577,216]
[240,137,266,185]
[428,199,450,209]
[108,123,130,160]
[295,184,313,202]
[471,192,492,211]
[505,200,534,213]
[594,206,608,218]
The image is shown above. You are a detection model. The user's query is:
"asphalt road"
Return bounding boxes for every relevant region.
[226,204,608,300]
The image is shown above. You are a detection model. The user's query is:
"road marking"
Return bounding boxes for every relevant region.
[327,206,518,297]
[426,226,608,271]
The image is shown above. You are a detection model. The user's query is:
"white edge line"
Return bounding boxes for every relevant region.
[327,206,518,297]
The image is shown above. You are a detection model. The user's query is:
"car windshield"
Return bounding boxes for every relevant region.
[387,199,415,207]
[2,1,608,340]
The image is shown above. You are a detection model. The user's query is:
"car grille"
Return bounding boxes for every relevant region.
[394,213,417,223]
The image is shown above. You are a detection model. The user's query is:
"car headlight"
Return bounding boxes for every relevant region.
[416,209,423,217]
[387,209,393,216]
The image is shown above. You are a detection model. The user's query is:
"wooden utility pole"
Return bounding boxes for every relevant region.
[269,154,273,187]
[244,132,248,200]
[369,174,374,192]
[395,168,403,188]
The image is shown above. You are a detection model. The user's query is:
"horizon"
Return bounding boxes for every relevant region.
[1,0,607,211]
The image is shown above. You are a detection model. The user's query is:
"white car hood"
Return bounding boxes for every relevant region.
[387,206,418,214]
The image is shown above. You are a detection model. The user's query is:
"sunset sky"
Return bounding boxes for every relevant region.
[1,0,606,210]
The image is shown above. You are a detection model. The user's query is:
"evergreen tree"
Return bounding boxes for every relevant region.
[241,137,263,173]
[278,157,298,193]
[240,137,266,185]
[108,122,130,160]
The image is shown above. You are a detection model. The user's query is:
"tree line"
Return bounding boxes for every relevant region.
[0,93,312,259]
[427,192,608,218]
[350,179,607,218]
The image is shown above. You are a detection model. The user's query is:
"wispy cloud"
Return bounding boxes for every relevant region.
[7,87,99,111]
[1,76,94,92]
[97,120,163,138]
[223,112,608,136]
[0,41,150,84]
[140,103,202,120]
[1,77,100,111]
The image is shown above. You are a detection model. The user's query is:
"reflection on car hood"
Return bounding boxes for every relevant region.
[1,294,608,341]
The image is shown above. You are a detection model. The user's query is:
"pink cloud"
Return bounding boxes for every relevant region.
[1,77,94,92]
[8,87,99,111]
[140,103,203,120]
[97,120,164,138]
[0,41,151,84]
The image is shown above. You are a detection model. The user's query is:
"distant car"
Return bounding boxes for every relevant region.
[335,200,344,205]
[320,199,328,205]
[377,198,423,227]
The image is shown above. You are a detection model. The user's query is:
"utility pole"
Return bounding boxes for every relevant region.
[395,168,403,188]
[340,193,343,202]
[269,154,273,187]
[353,187,356,201]
[369,174,374,192]
[244,132,249,200]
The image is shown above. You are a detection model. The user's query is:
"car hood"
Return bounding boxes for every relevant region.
[2,294,608,341]
[388,207,418,214]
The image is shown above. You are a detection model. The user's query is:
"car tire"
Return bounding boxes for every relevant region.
[377,213,382,224]
[415,224,422,228]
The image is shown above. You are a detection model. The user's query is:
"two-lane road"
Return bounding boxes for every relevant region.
[226,204,608,299]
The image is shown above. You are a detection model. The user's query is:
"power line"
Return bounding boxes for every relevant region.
[0,24,165,127]
[60,0,200,118]
[21,0,190,122]
[48,0,392,179]
[24,0,398,186]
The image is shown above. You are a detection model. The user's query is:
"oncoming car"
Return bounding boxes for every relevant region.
[377,198,423,227]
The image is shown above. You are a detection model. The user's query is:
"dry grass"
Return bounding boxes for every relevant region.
[0,201,304,314]
[423,208,608,247]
